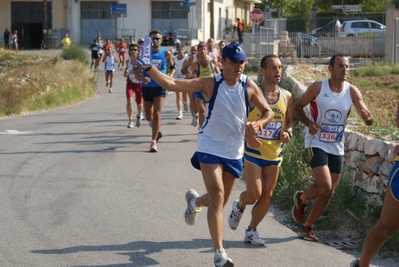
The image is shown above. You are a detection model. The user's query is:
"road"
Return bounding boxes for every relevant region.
[0,65,392,267]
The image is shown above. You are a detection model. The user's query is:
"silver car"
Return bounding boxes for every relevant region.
[338,20,385,37]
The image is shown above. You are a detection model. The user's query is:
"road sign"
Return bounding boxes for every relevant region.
[332,4,362,12]
[180,1,196,7]
[250,9,264,24]
[110,3,127,15]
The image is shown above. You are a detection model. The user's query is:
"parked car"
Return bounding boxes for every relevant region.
[338,20,385,37]
[311,17,368,37]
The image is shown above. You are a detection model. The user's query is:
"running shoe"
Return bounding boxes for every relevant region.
[291,190,307,224]
[244,228,265,246]
[109,88,113,93]
[214,249,234,267]
[136,117,141,127]
[297,225,319,242]
[350,259,360,267]
[176,113,183,120]
[228,200,244,230]
[184,189,202,225]
[127,121,134,128]
[156,131,162,141]
[183,101,189,112]
[149,141,157,152]
[191,115,198,127]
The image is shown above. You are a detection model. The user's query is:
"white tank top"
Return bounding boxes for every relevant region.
[104,55,115,71]
[197,73,249,159]
[174,54,188,78]
[304,79,352,155]
[127,58,140,83]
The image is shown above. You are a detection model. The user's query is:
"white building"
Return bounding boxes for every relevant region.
[0,0,260,49]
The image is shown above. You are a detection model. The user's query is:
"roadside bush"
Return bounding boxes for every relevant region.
[60,45,89,64]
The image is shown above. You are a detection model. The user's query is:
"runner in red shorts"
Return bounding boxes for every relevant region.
[124,43,150,128]
[117,38,127,70]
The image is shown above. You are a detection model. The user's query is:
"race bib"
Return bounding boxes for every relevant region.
[319,124,344,143]
[257,122,282,140]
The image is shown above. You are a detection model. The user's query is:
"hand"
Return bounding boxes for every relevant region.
[360,108,373,126]
[142,77,151,84]
[135,57,149,68]
[308,122,321,135]
[245,122,262,147]
[280,131,291,144]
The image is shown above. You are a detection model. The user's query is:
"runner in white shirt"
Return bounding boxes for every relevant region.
[173,44,189,119]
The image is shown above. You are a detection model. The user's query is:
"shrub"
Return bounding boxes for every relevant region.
[60,45,89,64]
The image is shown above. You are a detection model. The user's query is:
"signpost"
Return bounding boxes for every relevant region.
[250,8,264,24]
[332,4,362,13]
[109,3,127,18]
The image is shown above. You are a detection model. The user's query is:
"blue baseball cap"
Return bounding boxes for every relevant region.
[222,44,247,62]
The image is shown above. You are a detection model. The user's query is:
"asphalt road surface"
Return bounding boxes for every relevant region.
[0,65,394,267]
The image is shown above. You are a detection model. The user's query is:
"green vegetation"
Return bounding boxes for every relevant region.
[0,47,96,117]
[60,45,90,64]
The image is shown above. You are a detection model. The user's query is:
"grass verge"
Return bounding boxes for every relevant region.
[0,48,96,117]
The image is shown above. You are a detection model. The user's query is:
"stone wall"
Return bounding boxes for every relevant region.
[285,66,397,206]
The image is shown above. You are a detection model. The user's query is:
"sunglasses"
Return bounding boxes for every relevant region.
[152,37,161,41]
[130,49,138,52]
[264,65,283,71]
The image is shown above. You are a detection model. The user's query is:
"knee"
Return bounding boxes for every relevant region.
[374,221,398,239]
[208,190,224,210]
[246,188,262,204]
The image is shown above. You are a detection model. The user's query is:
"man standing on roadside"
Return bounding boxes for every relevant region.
[135,42,273,267]
[60,33,71,48]
[228,55,294,246]
[133,30,175,152]
[291,54,373,242]
[236,18,244,44]
[3,28,10,49]
[350,100,399,267]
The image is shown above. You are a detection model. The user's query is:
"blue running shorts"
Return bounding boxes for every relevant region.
[244,153,281,168]
[191,151,242,178]
[385,161,399,201]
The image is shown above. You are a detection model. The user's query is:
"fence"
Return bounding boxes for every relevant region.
[242,29,385,58]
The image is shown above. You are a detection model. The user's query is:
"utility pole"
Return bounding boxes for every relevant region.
[210,0,214,39]
[43,0,48,48]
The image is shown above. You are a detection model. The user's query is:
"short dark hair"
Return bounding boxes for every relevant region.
[329,54,346,67]
[260,54,279,68]
[129,44,138,49]
[149,29,162,36]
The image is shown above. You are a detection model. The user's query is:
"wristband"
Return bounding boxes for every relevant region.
[256,121,263,132]
[144,65,153,72]
[285,130,292,138]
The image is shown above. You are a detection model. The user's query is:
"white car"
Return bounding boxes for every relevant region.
[338,20,385,37]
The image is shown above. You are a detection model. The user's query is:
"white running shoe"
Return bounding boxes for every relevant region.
[214,249,234,267]
[228,200,244,230]
[127,121,134,128]
[176,113,183,120]
[149,141,157,152]
[184,189,202,226]
[244,228,265,246]
[109,88,113,93]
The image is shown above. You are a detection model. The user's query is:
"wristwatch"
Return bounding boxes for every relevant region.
[144,65,152,72]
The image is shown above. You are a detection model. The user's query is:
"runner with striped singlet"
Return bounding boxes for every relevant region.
[188,42,220,128]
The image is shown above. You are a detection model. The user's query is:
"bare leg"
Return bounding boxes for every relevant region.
[126,98,133,121]
[358,188,399,267]
[195,98,206,128]
[151,96,165,140]
[200,163,236,250]
[248,166,280,229]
